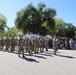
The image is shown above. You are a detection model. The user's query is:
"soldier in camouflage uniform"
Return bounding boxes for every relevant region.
[10,36,16,52]
[39,38,42,52]
[36,38,39,53]
[28,39,33,55]
[31,39,34,55]
[0,38,1,50]
[5,37,10,51]
[34,38,39,54]
[45,37,49,51]
[40,38,45,52]
[53,35,58,55]
[18,35,25,58]
[25,37,29,53]
[33,38,36,53]
[1,37,5,50]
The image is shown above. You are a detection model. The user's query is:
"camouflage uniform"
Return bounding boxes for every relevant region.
[32,39,35,52]
[10,36,16,52]
[53,36,58,55]
[25,38,29,53]
[34,38,39,53]
[31,39,34,54]
[0,38,1,50]
[33,38,36,53]
[1,38,5,50]
[40,38,44,52]
[28,39,33,55]
[39,38,42,52]
[18,35,25,57]
[5,37,10,51]
[45,37,49,51]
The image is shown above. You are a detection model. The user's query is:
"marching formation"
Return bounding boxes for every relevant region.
[0,35,51,58]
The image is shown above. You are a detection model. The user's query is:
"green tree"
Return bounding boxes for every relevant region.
[64,23,75,37]
[0,13,8,37]
[54,17,75,37]
[5,27,19,37]
[15,3,56,35]
[0,13,7,29]
[54,18,65,35]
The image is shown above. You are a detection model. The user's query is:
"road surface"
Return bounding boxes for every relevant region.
[0,49,76,75]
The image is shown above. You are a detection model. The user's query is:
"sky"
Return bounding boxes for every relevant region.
[0,0,76,27]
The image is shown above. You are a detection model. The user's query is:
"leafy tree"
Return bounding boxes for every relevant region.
[0,13,7,30]
[64,23,75,37]
[0,13,8,37]
[54,17,75,37]
[5,27,19,37]
[15,3,56,35]
[54,18,65,35]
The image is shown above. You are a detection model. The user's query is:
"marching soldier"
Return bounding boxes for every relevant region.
[53,35,58,55]
[5,37,10,50]
[18,35,25,58]
[39,38,42,52]
[45,37,49,51]
[30,39,34,55]
[40,38,44,52]
[0,38,1,50]
[1,37,5,50]
[28,39,33,55]
[5,37,10,51]
[34,38,39,54]
[10,36,16,52]
[25,37,29,53]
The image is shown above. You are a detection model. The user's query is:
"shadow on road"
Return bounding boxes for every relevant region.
[38,51,53,57]
[33,55,46,59]
[57,54,76,59]
[24,51,52,58]
[22,57,39,63]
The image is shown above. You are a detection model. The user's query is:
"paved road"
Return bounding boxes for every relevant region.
[0,49,76,75]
